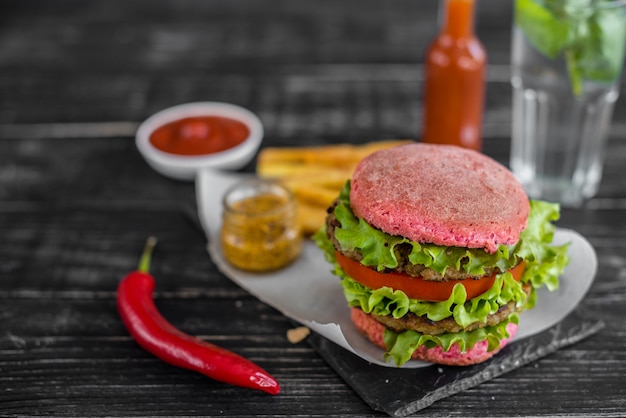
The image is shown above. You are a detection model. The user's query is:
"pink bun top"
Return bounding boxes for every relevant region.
[350,143,529,253]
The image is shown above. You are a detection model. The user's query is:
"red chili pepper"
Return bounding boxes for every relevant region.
[117,237,280,395]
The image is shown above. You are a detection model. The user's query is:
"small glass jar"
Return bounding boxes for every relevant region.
[220,178,302,272]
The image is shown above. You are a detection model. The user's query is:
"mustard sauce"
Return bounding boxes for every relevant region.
[221,179,302,272]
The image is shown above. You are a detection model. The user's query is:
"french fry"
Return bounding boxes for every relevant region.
[258,145,359,166]
[257,162,352,179]
[296,201,329,236]
[258,140,411,168]
[257,139,413,235]
[282,172,348,195]
[287,184,336,207]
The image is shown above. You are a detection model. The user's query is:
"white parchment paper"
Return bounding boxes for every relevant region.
[196,168,597,368]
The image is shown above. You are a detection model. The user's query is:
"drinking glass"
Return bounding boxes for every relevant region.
[510,0,626,206]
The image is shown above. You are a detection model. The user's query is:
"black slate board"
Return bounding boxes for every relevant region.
[307,309,604,416]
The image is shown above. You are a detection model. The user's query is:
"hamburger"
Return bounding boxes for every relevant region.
[314,143,569,366]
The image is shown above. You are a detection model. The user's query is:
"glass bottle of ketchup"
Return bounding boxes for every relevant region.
[421,0,486,151]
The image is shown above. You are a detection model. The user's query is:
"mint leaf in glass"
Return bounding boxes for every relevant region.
[515,0,626,96]
[515,0,570,58]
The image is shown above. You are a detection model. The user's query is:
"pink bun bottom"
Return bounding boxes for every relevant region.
[351,307,518,366]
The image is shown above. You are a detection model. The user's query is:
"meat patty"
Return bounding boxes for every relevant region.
[371,283,531,335]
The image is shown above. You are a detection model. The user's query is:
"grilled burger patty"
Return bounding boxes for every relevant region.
[371,282,530,335]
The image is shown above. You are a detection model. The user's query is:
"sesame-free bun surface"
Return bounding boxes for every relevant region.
[350,143,529,253]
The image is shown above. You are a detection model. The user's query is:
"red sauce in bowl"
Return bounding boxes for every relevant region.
[149,116,250,156]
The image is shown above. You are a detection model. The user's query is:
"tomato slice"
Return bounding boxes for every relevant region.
[335,251,525,302]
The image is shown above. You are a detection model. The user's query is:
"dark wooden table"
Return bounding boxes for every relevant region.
[2,1,626,416]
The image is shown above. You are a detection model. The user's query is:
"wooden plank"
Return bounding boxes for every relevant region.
[1,0,626,415]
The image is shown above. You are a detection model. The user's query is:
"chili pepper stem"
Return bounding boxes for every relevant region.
[138,236,158,273]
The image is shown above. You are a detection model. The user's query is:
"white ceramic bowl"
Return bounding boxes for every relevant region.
[136,102,263,181]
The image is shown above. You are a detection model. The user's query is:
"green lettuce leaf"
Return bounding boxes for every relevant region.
[511,198,570,291]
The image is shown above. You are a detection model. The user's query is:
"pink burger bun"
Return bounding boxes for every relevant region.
[350,143,529,254]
